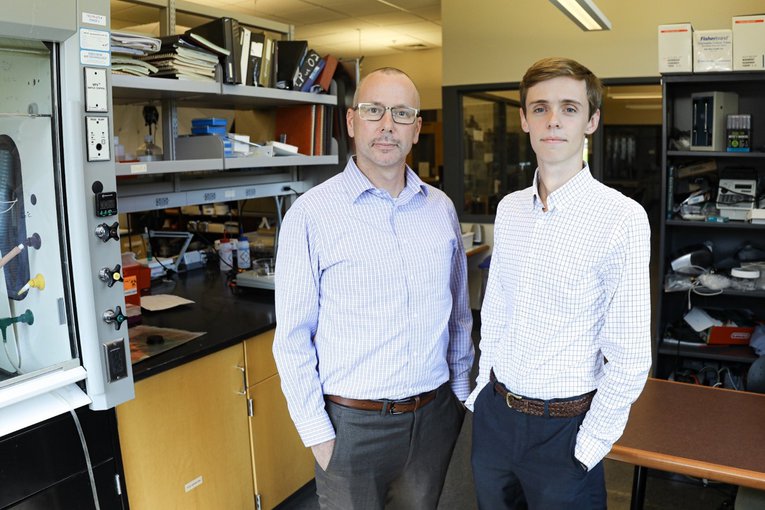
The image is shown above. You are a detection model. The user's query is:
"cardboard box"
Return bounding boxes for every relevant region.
[733,14,765,70]
[706,325,754,345]
[694,29,733,72]
[659,23,694,73]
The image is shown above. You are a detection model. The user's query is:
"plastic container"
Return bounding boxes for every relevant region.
[217,239,233,271]
[137,134,163,162]
[237,236,251,269]
[730,267,760,291]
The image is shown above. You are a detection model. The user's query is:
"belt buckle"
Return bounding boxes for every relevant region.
[386,399,409,415]
[505,390,522,409]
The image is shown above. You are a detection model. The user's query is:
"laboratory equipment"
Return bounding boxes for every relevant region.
[0,3,134,438]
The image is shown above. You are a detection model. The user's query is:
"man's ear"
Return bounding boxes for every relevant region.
[585,108,600,135]
[519,108,530,133]
[346,108,355,138]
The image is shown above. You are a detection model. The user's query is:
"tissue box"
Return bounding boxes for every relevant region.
[658,23,693,73]
[694,29,733,72]
[733,15,765,70]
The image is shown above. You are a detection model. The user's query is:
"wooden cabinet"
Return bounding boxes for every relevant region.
[116,344,255,509]
[244,330,314,510]
[657,72,765,389]
[116,331,313,509]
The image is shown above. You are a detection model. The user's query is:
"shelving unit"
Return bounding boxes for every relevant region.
[656,71,765,387]
[112,75,339,212]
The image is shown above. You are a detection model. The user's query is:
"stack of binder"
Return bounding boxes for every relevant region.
[140,35,221,82]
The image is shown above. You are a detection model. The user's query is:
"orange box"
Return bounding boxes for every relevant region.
[707,326,754,345]
[122,264,151,306]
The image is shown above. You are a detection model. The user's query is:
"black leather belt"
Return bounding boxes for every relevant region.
[490,369,595,418]
[325,389,437,415]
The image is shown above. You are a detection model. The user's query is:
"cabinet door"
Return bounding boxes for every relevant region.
[244,329,278,386]
[248,373,314,510]
[116,344,254,510]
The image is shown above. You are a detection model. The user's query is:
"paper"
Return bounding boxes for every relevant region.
[140,294,195,311]
[683,307,722,332]
[128,325,205,363]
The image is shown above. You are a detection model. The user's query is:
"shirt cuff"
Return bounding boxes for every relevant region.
[574,427,612,471]
[294,413,336,448]
[450,376,472,402]
[464,381,488,412]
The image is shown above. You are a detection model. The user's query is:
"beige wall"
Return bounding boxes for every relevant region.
[360,48,443,110]
[443,0,765,85]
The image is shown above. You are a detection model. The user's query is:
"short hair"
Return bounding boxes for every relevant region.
[519,57,603,119]
[352,67,421,109]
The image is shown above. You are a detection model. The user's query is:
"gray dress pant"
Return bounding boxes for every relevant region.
[315,382,465,510]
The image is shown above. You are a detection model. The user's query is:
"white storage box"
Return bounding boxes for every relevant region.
[733,15,765,70]
[658,23,694,73]
[694,29,733,72]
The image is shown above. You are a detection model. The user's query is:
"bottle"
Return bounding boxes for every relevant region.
[237,236,251,270]
[137,134,163,162]
[113,136,125,162]
[218,238,233,271]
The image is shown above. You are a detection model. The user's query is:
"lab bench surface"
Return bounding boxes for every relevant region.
[128,267,276,381]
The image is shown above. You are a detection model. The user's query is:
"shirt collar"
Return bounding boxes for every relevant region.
[342,157,428,204]
[531,165,594,212]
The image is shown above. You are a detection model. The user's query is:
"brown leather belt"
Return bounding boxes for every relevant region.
[490,370,595,418]
[325,389,438,415]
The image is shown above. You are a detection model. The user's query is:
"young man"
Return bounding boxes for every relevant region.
[467,57,652,509]
[273,67,474,510]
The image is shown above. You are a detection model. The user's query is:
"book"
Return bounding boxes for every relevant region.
[186,17,242,84]
[274,104,315,155]
[259,34,276,88]
[315,54,338,93]
[247,31,265,86]
[274,40,308,89]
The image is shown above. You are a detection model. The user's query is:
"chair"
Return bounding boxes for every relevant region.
[734,356,765,509]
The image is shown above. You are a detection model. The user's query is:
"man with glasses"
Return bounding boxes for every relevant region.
[273,67,473,510]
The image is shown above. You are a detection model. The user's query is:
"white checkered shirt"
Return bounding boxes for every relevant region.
[466,166,652,469]
[273,158,474,447]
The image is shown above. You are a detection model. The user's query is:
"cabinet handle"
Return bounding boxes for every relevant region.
[237,364,247,395]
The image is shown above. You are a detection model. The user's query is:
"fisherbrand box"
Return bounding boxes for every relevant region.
[694,29,733,72]
[733,14,765,70]
[658,23,693,73]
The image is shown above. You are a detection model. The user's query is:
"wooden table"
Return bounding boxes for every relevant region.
[608,378,765,509]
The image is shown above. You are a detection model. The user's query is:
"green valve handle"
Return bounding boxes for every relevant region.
[0,309,34,343]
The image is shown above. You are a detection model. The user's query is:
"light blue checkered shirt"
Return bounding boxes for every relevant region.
[466,166,652,470]
[273,158,474,447]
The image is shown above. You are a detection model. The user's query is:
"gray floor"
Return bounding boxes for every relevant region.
[276,410,737,509]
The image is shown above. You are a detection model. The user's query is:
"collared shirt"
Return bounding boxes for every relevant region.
[466,166,652,469]
[273,158,474,447]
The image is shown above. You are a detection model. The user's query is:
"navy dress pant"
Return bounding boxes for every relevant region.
[471,383,607,510]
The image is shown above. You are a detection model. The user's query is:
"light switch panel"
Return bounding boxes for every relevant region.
[86,116,110,161]
[84,67,108,112]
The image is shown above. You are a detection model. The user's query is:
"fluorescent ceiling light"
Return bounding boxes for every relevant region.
[549,0,612,31]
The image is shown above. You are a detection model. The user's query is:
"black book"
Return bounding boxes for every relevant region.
[185,17,242,84]
[274,40,308,89]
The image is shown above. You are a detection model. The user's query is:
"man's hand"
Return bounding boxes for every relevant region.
[311,439,335,471]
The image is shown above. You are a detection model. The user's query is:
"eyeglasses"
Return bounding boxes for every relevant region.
[353,103,420,125]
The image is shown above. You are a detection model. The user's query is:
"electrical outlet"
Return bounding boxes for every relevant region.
[86,116,110,161]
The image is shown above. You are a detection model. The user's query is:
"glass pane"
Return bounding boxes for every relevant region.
[0,38,78,388]
[461,91,536,216]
